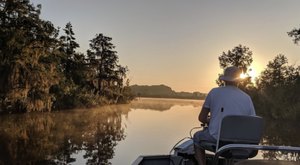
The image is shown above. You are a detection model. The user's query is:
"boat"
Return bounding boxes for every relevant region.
[132,139,300,165]
[132,115,300,165]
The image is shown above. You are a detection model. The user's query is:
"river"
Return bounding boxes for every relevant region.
[0,98,299,164]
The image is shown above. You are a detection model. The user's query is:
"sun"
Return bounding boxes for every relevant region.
[240,73,247,79]
[248,68,257,80]
[239,67,259,82]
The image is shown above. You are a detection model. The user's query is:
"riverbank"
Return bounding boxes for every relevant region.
[130,84,207,100]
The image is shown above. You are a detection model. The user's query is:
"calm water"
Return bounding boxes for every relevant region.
[0,98,299,164]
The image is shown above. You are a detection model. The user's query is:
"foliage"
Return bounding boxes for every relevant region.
[248,25,300,120]
[288,26,300,44]
[87,34,130,103]
[59,22,81,81]
[130,84,206,100]
[218,44,253,72]
[216,41,300,120]
[0,0,60,112]
[0,1,132,113]
[253,54,300,120]
[256,54,299,89]
[51,22,101,110]
[250,24,300,120]
[217,44,254,90]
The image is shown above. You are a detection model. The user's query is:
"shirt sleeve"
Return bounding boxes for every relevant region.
[203,89,213,109]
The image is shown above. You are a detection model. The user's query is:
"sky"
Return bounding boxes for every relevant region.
[31,0,300,93]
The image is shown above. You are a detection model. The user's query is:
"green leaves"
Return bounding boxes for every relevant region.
[86,33,129,102]
[288,26,300,45]
[0,0,59,112]
[217,44,254,89]
[257,54,299,89]
[0,1,131,113]
[219,44,253,73]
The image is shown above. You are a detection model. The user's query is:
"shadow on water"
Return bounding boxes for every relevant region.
[0,105,130,165]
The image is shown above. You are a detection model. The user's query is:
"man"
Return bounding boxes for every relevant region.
[193,66,256,165]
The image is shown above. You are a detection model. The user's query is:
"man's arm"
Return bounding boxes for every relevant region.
[198,107,210,124]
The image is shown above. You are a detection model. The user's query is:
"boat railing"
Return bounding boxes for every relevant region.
[213,144,300,165]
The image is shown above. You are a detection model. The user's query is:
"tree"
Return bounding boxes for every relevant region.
[288,26,300,44]
[254,54,300,119]
[51,22,92,109]
[87,34,128,103]
[217,44,253,89]
[0,1,132,113]
[249,25,300,120]
[257,54,299,89]
[59,22,80,80]
[0,0,60,112]
[59,23,91,86]
[219,44,253,72]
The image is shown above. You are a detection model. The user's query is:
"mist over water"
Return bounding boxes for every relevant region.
[0,98,299,164]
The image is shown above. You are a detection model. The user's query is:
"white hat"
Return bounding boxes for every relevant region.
[219,66,242,82]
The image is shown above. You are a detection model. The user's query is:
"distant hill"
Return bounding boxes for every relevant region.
[130,84,206,100]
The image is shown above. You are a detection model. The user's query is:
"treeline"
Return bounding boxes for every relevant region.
[251,55,300,120]
[217,33,300,120]
[0,0,133,113]
[130,84,206,100]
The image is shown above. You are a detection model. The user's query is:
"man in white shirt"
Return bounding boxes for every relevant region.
[193,66,256,165]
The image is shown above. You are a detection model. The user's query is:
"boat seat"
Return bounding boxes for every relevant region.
[199,115,264,161]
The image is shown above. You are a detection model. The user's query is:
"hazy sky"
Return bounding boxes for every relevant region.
[31,0,300,93]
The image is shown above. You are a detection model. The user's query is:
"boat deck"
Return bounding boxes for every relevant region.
[133,155,300,165]
[132,139,300,165]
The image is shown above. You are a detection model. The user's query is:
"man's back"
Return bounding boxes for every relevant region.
[193,66,257,165]
[204,85,256,139]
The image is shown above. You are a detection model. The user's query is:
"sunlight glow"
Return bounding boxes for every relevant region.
[240,73,247,79]
[248,68,257,80]
[240,68,258,82]
[240,68,258,83]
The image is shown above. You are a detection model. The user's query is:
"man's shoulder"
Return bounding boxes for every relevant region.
[207,87,222,95]
[210,86,251,97]
[210,86,224,92]
[210,86,232,93]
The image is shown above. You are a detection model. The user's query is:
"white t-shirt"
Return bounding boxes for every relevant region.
[203,85,256,139]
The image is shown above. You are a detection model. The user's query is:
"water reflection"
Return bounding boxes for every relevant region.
[130,98,202,111]
[260,118,300,161]
[0,98,299,164]
[0,105,130,164]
